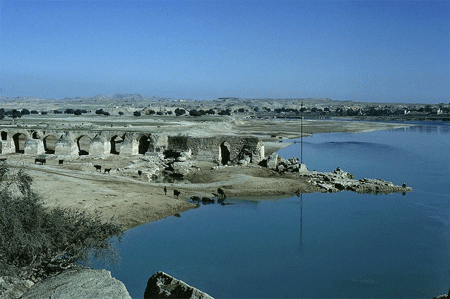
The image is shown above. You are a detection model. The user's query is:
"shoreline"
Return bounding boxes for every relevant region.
[1,119,414,230]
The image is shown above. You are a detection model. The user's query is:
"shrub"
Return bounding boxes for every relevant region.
[133,111,141,117]
[118,111,124,115]
[189,109,202,117]
[12,109,22,119]
[174,108,186,116]
[0,167,123,279]
[218,109,231,116]
[21,109,30,115]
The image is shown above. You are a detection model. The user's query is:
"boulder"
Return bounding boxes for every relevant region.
[172,161,196,176]
[20,268,131,299]
[298,163,308,172]
[176,150,192,162]
[144,271,213,299]
[266,153,278,170]
[0,276,34,299]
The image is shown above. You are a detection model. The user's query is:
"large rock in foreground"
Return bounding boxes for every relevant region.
[144,271,214,299]
[20,268,131,299]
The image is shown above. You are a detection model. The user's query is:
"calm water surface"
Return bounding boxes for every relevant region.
[97,122,449,298]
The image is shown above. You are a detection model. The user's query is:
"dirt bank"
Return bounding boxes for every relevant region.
[1,114,413,230]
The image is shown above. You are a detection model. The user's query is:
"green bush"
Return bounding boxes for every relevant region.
[0,167,123,278]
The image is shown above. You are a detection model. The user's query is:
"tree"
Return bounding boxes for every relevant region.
[174,108,186,116]
[189,109,202,117]
[218,109,231,116]
[0,166,123,279]
[21,109,30,115]
[12,109,22,119]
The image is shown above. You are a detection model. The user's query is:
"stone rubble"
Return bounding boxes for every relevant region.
[303,167,411,194]
[258,155,412,194]
[144,271,214,299]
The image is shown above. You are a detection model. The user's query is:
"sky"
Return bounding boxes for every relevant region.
[0,0,449,103]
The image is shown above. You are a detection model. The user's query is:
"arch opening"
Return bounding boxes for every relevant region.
[220,141,231,165]
[77,135,91,155]
[1,132,8,140]
[138,135,151,155]
[110,135,124,155]
[13,133,27,153]
[44,135,57,154]
[32,132,39,139]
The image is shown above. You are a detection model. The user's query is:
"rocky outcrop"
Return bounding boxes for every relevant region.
[144,271,214,299]
[433,289,450,299]
[0,276,34,299]
[301,167,412,194]
[260,155,308,173]
[20,268,131,299]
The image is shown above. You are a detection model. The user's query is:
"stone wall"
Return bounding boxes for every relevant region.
[0,127,264,163]
[168,135,264,164]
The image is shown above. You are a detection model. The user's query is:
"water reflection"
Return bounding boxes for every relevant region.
[101,122,449,298]
[408,122,450,134]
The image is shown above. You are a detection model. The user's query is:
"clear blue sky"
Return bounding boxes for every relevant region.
[1,0,449,103]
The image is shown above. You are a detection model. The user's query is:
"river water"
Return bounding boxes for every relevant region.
[97,122,449,298]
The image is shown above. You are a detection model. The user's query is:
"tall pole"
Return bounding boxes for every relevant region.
[300,102,303,165]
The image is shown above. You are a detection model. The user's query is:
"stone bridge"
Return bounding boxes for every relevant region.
[0,127,264,164]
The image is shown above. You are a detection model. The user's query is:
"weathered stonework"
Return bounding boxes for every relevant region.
[167,135,264,164]
[24,139,45,155]
[55,133,79,156]
[0,127,264,164]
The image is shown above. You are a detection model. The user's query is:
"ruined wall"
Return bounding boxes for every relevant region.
[0,127,264,163]
[90,135,110,156]
[55,134,79,156]
[167,135,264,164]
[24,139,45,155]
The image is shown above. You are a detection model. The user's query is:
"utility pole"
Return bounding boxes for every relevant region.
[300,102,303,164]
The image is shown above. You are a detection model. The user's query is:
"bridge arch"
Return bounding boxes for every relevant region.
[43,134,59,154]
[76,135,91,155]
[12,133,28,153]
[220,141,231,165]
[110,134,125,155]
[137,134,151,155]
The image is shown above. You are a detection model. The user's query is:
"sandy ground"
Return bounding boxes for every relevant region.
[1,115,413,230]
[12,158,316,230]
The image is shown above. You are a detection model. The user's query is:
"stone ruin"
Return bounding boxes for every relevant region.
[0,127,264,165]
